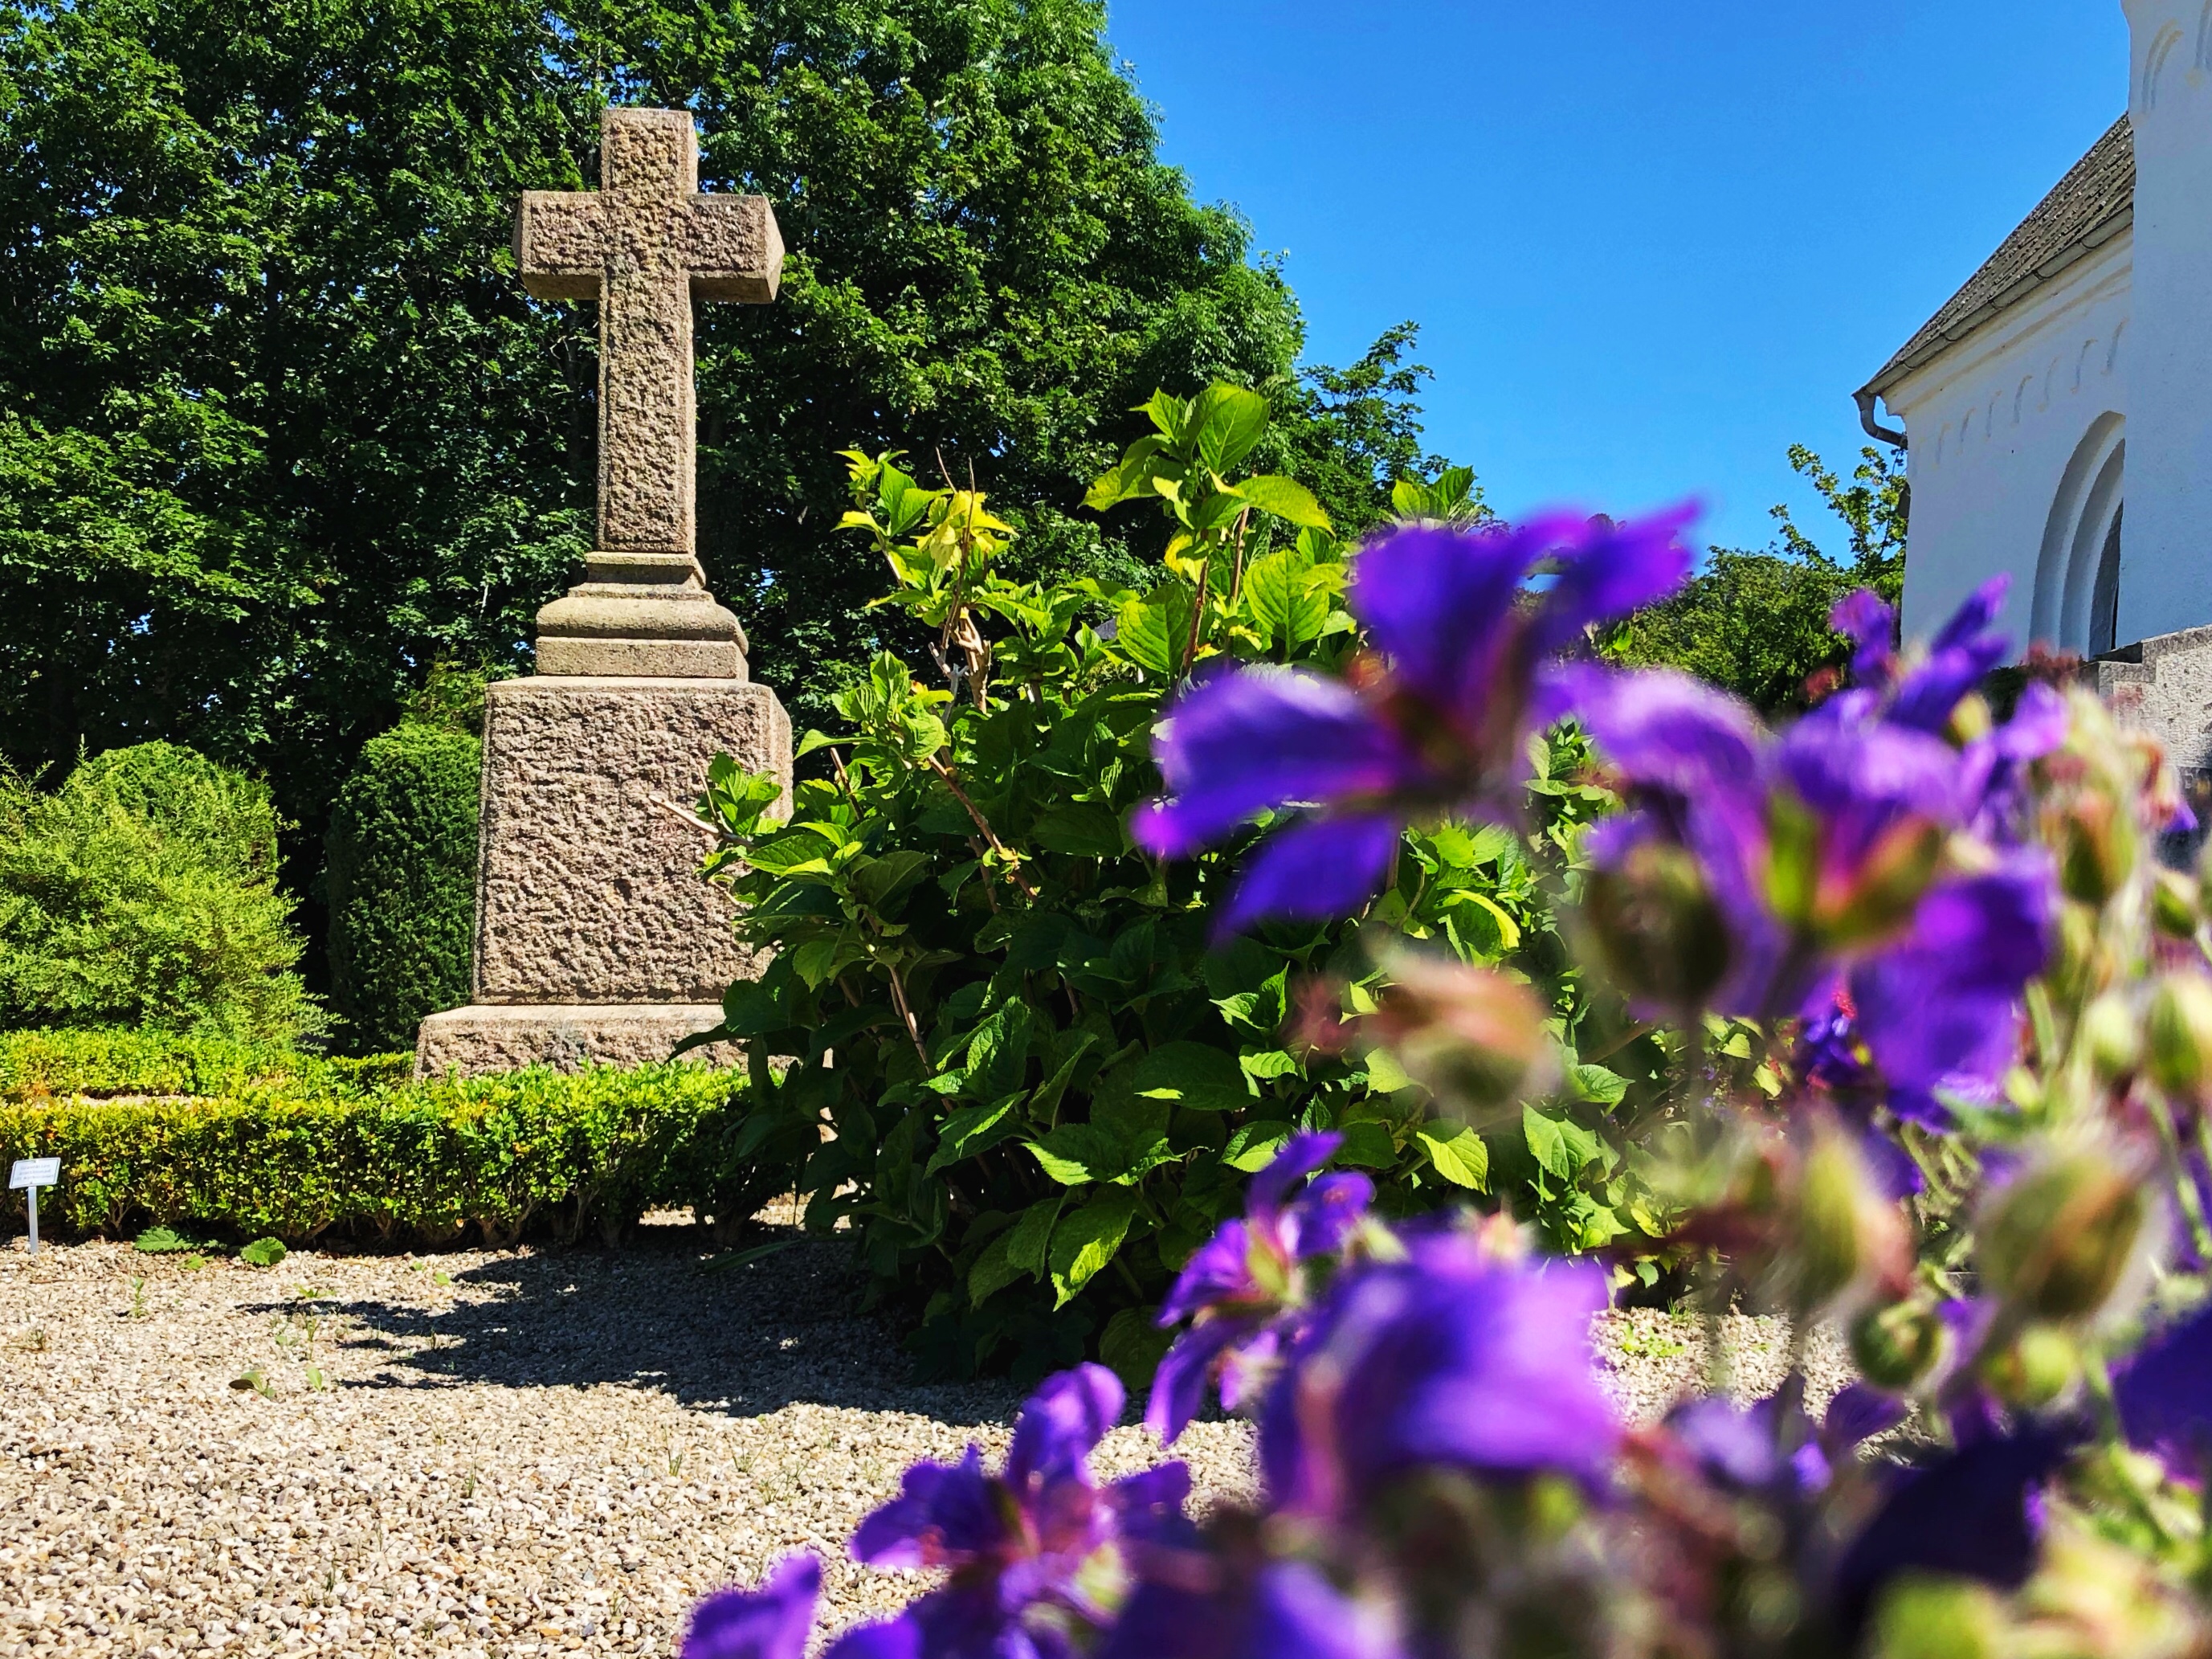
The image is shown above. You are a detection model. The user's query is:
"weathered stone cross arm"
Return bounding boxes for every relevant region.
[514,105,784,678]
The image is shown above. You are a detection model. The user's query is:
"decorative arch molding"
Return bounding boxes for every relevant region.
[2033,412,2127,652]
[2145,20,2185,111]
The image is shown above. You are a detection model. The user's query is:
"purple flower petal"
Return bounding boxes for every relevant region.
[1669,1398,1781,1489]
[1847,858,2053,1101]
[1145,1318,1248,1444]
[1247,1131,1343,1218]
[1888,577,2012,733]
[684,1555,820,1659]
[1005,1364,1122,1493]
[1831,589,1896,682]
[1135,668,1417,858]
[850,1451,1003,1568]
[1833,1429,2070,1641]
[1525,504,1699,658]
[1108,1462,1194,1543]
[1349,524,1532,717]
[824,1614,922,1659]
[2114,1301,2212,1469]
[1822,1383,1908,1457]
[1994,680,2067,762]
[1262,1250,1618,1512]
[1287,1173,1373,1259]
[1158,1220,1258,1328]
[1216,815,1402,938]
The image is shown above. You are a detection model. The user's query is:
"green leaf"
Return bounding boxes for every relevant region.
[1426,822,1514,870]
[1100,1306,1175,1392]
[965,1003,1035,1102]
[1223,1121,1294,1171]
[1569,1064,1630,1106]
[1030,1033,1100,1125]
[849,850,933,909]
[1231,474,1331,529]
[1133,1041,1250,1111]
[1365,1048,1418,1095]
[1026,1134,1100,1186]
[1033,805,1126,858]
[1415,1127,1490,1191]
[1114,583,1198,678]
[926,1093,1026,1175]
[1048,1187,1141,1306]
[1335,1121,1398,1169]
[1448,892,1522,954]
[239,1236,288,1268]
[1192,385,1269,476]
[744,829,840,876]
[970,1196,1063,1304]
[1239,1048,1299,1082]
[1243,549,1330,652]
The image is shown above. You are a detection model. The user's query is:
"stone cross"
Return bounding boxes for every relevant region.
[516,105,782,565]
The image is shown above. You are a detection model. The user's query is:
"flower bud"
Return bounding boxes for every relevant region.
[1977,1148,2146,1322]
[1871,1576,2006,1659]
[1850,1298,1948,1390]
[1945,692,1994,747]
[2146,975,2212,1099]
[1581,838,1732,1011]
[1365,947,1557,1121]
[2057,789,2136,905]
[1781,1126,1908,1319]
[2079,992,2141,1084]
[1979,1323,2079,1409]
[2153,869,2202,941]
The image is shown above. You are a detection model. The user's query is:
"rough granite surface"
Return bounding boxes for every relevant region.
[472,676,790,1007]
[514,107,781,560]
[415,1006,740,1078]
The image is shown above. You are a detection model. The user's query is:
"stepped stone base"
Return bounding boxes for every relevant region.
[2094,625,2212,856]
[415,1003,738,1077]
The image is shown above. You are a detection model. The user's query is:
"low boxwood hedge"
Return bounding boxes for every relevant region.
[0,1032,774,1248]
[0,1027,410,1101]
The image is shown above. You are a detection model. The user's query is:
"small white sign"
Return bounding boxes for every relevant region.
[9,1158,58,1191]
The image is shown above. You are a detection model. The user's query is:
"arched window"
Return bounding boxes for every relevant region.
[2033,414,2126,652]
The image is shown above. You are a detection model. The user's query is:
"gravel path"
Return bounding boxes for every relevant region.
[1,1229,1846,1659]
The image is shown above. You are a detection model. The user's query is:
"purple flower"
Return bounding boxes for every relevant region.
[684,1555,819,1659]
[1099,1561,1402,1659]
[2113,1301,2212,1470]
[1259,1239,1619,1516]
[832,1367,1186,1659]
[1831,1430,2071,1640]
[1133,511,1696,935]
[1149,1133,1372,1443]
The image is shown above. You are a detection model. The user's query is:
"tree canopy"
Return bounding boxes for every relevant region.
[0,0,1426,858]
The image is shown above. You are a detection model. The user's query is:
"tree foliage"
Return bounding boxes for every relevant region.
[0,0,1428,893]
[1610,443,1908,715]
[0,742,324,1043]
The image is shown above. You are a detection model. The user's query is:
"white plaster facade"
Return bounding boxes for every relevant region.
[1865,2,2212,666]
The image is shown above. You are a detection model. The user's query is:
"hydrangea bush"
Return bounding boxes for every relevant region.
[685,505,2212,1657]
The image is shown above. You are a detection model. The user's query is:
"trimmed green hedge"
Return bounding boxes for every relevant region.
[0,1028,409,1101]
[324,724,482,1054]
[0,1033,773,1248]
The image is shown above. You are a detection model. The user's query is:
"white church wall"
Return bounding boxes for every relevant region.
[2120,0,2212,645]
[1888,234,2131,648]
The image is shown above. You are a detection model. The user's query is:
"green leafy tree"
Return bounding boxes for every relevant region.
[0,743,324,1043]
[1610,443,1908,715]
[0,0,1426,932]
[324,723,482,1055]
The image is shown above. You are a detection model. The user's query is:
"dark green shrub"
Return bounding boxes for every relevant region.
[1,1063,748,1248]
[0,743,324,1044]
[695,398,1671,1384]
[324,725,482,1053]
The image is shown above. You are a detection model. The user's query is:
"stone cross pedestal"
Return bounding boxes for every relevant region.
[416,107,792,1077]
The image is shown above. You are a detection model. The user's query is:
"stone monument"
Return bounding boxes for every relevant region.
[415,107,792,1076]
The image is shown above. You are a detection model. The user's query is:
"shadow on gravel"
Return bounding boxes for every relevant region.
[238,1231,1021,1426]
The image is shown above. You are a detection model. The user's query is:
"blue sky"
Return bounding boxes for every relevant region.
[1102,2,2130,556]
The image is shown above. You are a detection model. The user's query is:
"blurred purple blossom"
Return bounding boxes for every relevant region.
[1133,511,1696,935]
[1259,1236,1618,1515]
[831,1367,1188,1659]
[1149,1132,1373,1443]
[2113,1301,2212,1470]
[683,1555,820,1659]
